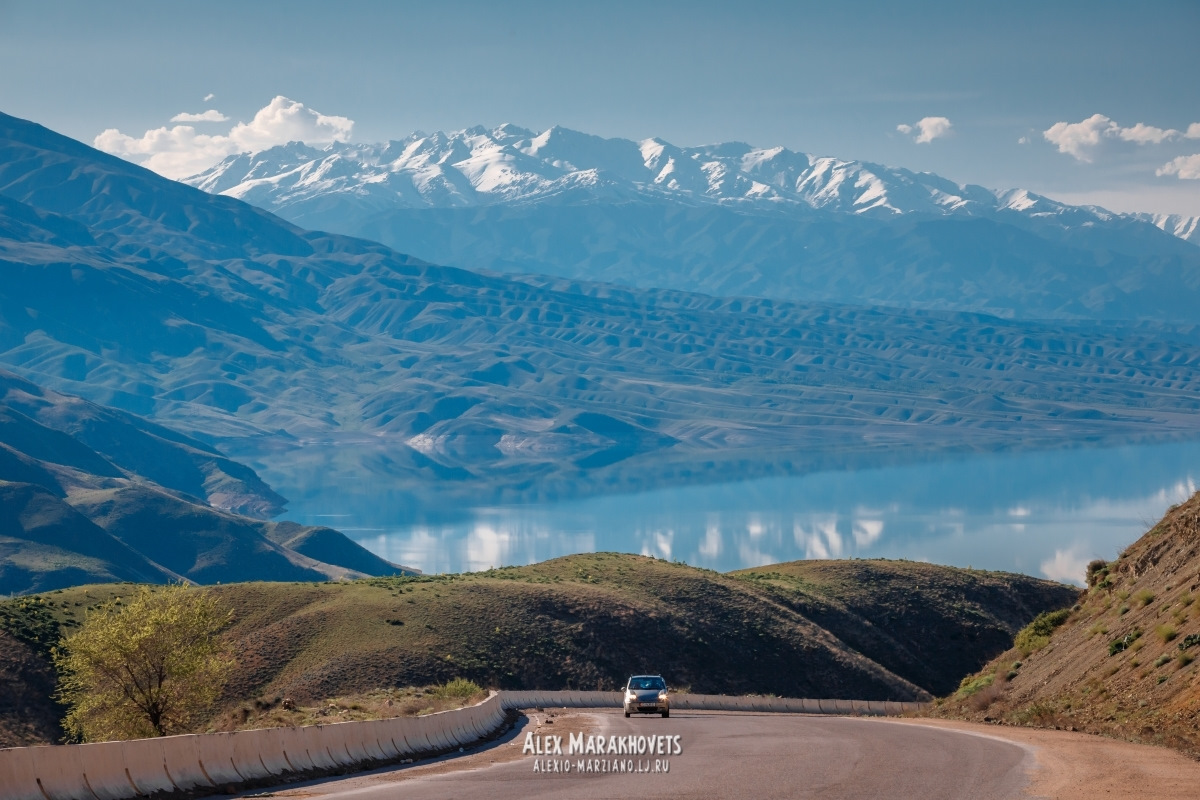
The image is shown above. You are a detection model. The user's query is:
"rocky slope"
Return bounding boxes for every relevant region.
[932,492,1200,757]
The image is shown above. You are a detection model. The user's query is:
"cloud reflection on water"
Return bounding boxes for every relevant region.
[270,440,1200,584]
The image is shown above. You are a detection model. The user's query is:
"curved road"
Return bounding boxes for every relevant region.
[244,710,1033,799]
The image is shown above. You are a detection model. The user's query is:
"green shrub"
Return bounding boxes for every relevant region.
[1156,625,1178,643]
[1086,560,1109,588]
[1134,590,1155,607]
[434,677,483,700]
[1154,655,1171,668]
[1179,652,1195,668]
[1014,608,1071,655]
[1109,629,1142,656]
[956,672,995,698]
[1178,633,1200,651]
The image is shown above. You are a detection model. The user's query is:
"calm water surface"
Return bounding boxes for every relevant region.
[253,439,1200,585]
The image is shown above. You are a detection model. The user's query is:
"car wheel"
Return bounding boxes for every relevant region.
[662,710,669,718]
[625,711,630,718]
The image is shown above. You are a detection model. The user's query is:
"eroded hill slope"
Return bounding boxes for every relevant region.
[933,492,1200,756]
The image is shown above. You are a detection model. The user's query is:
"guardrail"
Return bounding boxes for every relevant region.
[499,691,926,716]
[0,693,508,800]
[0,691,925,800]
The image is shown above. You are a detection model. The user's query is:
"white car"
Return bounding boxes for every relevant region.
[624,675,669,718]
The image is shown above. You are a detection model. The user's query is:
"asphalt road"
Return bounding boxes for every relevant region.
[247,710,1033,800]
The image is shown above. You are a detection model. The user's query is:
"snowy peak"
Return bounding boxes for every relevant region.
[1131,212,1200,244]
[183,124,1198,246]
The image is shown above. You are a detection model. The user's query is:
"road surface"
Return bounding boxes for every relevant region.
[235,709,1035,799]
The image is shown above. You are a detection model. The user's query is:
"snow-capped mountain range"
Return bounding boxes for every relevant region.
[188,123,1197,240]
[184,124,1200,322]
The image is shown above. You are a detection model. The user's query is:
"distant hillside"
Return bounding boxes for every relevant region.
[733,560,1080,696]
[0,371,414,595]
[0,554,1076,745]
[5,111,1200,508]
[185,125,1200,323]
[0,370,282,516]
[932,492,1200,757]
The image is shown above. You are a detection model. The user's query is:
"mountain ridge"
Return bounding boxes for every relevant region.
[185,124,1200,240]
[5,108,1200,511]
[181,123,1200,323]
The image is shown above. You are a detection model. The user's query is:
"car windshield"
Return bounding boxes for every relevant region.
[629,677,665,690]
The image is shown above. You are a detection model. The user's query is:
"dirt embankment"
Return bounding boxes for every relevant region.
[931,492,1200,757]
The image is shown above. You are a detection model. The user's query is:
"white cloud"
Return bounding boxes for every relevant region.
[1043,113,1195,161]
[897,116,953,144]
[1039,546,1090,586]
[170,109,229,123]
[203,93,215,102]
[94,96,354,179]
[1117,122,1178,145]
[1018,136,1030,145]
[1157,154,1200,180]
[1043,114,1119,161]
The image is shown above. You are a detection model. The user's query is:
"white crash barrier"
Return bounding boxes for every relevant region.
[75,741,137,800]
[297,724,339,770]
[0,747,41,800]
[232,729,277,781]
[0,693,508,800]
[0,690,929,800]
[122,736,179,795]
[499,691,925,716]
[159,735,211,791]
[193,731,244,784]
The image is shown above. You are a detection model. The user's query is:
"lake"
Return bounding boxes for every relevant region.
[243,438,1200,586]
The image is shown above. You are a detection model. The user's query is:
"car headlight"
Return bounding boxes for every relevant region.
[658,691,667,699]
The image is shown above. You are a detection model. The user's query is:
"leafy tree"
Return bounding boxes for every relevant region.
[54,584,234,740]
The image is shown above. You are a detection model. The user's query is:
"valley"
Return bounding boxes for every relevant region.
[3,111,1200,515]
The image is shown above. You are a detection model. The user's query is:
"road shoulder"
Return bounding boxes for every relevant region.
[886,717,1200,800]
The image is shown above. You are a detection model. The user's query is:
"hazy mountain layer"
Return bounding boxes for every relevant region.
[4,111,1200,508]
[0,369,415,594]
[185,125,1200,322]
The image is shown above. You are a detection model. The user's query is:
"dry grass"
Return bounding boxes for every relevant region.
[207,683,487,732]
[930,491,1200,759]
[3,554,1078,744]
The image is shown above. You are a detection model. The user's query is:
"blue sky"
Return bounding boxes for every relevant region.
[2,0,1198,213]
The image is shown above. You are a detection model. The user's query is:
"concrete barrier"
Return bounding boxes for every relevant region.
[193,731,244,785]
[122,736,179,794]
[27,743,87,800]
[160,735,211,791]
[394,715,432,754]
[0,690,931,800]
[254,729,293,776]
[76,741,138,800]
[420,712,453,751]
[297,724,339,770]
[0,746,42,800]
[229,730,276,781]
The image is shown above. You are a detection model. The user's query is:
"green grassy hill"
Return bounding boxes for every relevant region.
[0,553,1076,745]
